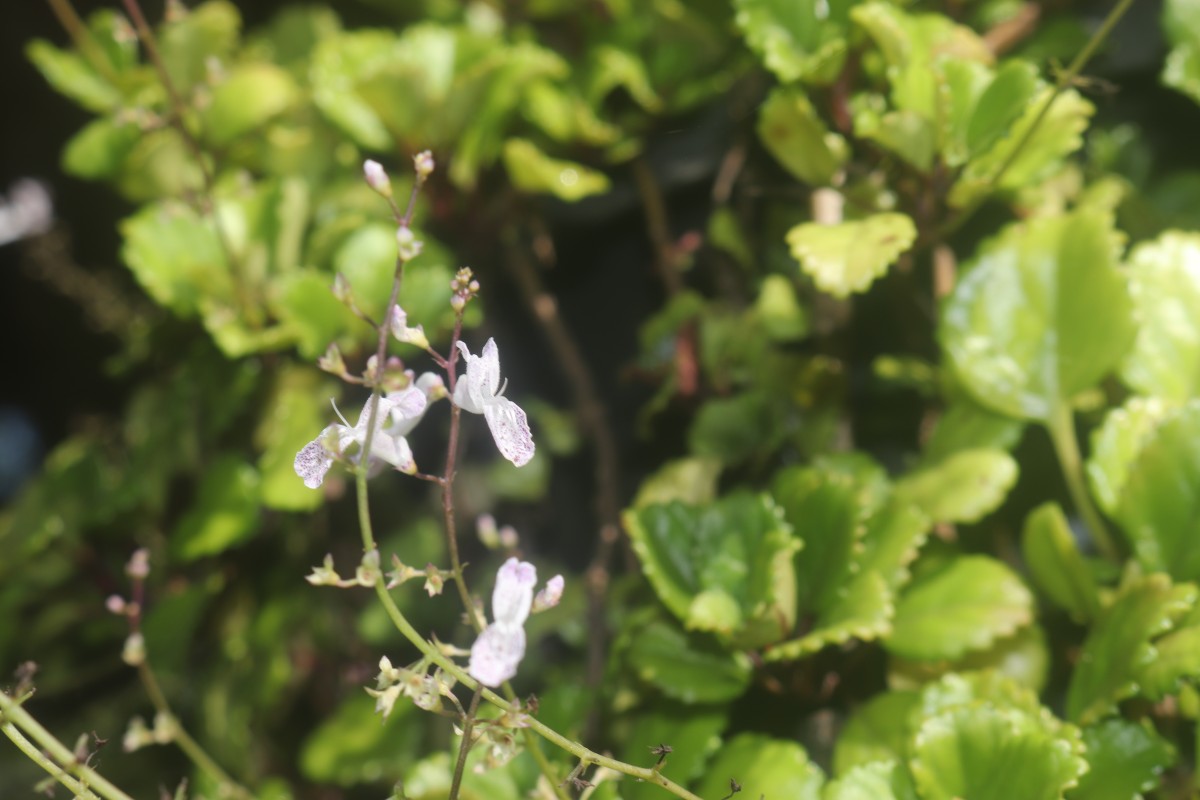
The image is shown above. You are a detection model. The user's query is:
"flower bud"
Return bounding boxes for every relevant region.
[450,294,466,313]
[332,272,353,304]
[126,548,150,580]
[396,225,423,262]
[318,343,347,377]
[106,595,127,615]
[532,575,564,613]
[363,159,393,198]
[122,632,145,666]
[413,150,435,180]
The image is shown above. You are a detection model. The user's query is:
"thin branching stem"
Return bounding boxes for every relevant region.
[449,684,483,800]
[0,692,135,800]
[1,716,102,800]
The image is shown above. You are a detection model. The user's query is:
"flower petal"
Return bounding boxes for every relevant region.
[468,623,526,687]
[294,436,334,489]
[492,557,537,626]
[480,338,502,398]
[483,396,536,467]
[532,575,565,613]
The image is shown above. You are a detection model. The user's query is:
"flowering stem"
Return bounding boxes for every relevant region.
[0,692,136,800]
[448,684,483,800]
[137,664,253,800]
[1,714,102,800]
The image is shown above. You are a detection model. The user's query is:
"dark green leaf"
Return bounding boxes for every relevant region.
[626,619,752,704]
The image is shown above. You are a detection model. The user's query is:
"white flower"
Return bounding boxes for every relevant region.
[468,558,560,687]
[389,305,429,349]
[453,338,535,467]
[294,373,441,488]
[532,575,564,613]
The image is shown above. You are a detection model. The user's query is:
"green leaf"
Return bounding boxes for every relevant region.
[853,106,935,173]
[1021,503,1101,623]
[893,448,1018,524]
[833,690,919,774]
[114,129,206,202]
[158,0,241,93]
[631,458,722,509]
[1069,719,1175,800]
[61,117,141,180]
[754,274,810,342]
[786,213,917,299]
[170,456,261,561]
[300,693,419,785]
[120,201,230,316]
[1138,623,1200,701]
[614,705,726,800]
[26,40,121,113]
[624,493,798,647]
[910,705,1086,800]
[1114,402,1200,581]
[310,30,395,150]
[626,619,752,704]
[757,88,848,185]
[772,467,862,615]
[824,761,918,800]
[766,569,893,662]
[501,139,610,201]
[1086,397,1171,516]
[1120,232,1200,403]
[1066,573,1196,725]
[965,60,1040,159]
[941,210,1134,421]
[922,397,1026,464]
[950,88,1093,207]
[890,624,1050,695]
[202,63,299,146]
[255,367,329,511]
[887,556,1033,661]
[856,499,930,591]
[733,0,852,84]
[1163,0,1200,104]
[689,392,780,464]
[695,734,824,800]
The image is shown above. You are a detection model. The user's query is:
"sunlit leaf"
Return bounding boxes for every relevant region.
[825,760,917,800]
[1086,397,1170,516]
[203,63,299,146]
[171,455,261,560]
[1069,719,1175,800]
[894,448,1017,524]
[502,139,610,201]
[757,87,848,185]
[1163,0,1200,104]
[733,0,853,84]
[941,210,1134,421]
[887,556,1033,661]
[786,213,917,298]
[1120,232,1200,404]
[1021,502,1101,623]
[1066,573,1196,724]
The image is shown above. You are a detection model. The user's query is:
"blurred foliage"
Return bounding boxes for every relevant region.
[7,0,1200,798]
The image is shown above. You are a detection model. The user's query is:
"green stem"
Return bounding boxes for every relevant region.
[0,693,135,800]
[137,664,253,800]
[449,685,483,800]
[938,0,1137,239]
[1047,404,1118,561]
[1,718,102,800]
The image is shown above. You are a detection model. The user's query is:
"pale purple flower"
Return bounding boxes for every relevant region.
[389,305,429,349]
[453,339,535,467]
[363,159,392,198]
[532,575,564,613]
[469,558,559,687]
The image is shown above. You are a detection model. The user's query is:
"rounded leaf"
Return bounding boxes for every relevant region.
[893,448,1017,524]
[887,556,1033,661]
[786,213,917,299]
[203,63,299,146]
[626,619,752,704]
[1021,502,1100,622]
[695,734,824,800]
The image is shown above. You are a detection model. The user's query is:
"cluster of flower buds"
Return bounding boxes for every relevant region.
[476,514,520,550]
[450,267,480,314]
[122,712,175,753]
[368,656,458,718]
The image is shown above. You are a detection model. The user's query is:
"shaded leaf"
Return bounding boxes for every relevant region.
[614,704,727,800]
[824,760,918,800]
[502,139,610,201]
[171,456,261,560]
[833,690,919,775]
[695,734,824,800]
[757,87,847,185]
[734,0,852,84]
[627,619,752,704]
